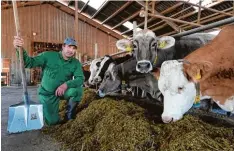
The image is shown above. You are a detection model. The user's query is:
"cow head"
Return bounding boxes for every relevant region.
[93,55,114,85]
[88,59,101,85]
[158,60,213,123]
[116,30,175,73]
[98,63,121,97]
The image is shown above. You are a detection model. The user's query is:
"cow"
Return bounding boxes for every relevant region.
[158,25,234,123]
[97,57,162,101]
[92,54,132,85]
[88,58,102,85]
[116,30,215,73]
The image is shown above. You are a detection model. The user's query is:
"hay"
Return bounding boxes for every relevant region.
[42,89,234,151]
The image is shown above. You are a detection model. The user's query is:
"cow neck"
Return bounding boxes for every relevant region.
[185,25,234,105]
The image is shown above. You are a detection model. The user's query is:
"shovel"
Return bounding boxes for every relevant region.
[7,1,44,134]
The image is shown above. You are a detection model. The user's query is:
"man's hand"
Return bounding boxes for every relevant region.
[13,36,24,49]
[55,83,68,96]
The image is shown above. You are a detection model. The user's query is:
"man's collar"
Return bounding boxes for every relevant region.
[59,51,73,62]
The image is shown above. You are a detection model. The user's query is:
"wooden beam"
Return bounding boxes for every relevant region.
[136,1,181,32]
[121,18,155,35]
[148,5,194,30]
[101,1,133,25]
[197,0,202,24]
[160,8,233,37]
[111,10,141,30]
[1,1,41,9]
[148,13,202,27]
[79,0,89,13]
[55,1,123,39]
[152,1,155,14]
[181,8,233,30]
[183,1,234,17]
[91,0,109,19]
[124,2,184,36]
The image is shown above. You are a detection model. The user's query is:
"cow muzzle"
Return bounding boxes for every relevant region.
[136,60,153,73]
[97,89,105,97]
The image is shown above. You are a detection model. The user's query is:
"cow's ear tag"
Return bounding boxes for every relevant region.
[158,41,166,48]
[153,56,158,65]
[195,73,201,80]
[194,95,200,104]
[125,45,132,52]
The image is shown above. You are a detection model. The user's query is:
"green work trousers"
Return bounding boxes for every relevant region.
[38,86,83,126]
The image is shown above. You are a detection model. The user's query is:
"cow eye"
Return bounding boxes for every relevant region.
[178,87,184,91]
[152,42,157,47]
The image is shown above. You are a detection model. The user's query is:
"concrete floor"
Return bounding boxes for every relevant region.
[1,86,66,151]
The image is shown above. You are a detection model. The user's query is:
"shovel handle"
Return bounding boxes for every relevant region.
[12,1,28,98]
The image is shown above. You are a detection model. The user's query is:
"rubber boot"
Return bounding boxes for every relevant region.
[67,98,79,120]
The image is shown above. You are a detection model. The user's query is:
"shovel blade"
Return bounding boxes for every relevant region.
[7,103,44,134]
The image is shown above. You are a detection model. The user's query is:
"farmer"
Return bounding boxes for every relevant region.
[13,36,84,125]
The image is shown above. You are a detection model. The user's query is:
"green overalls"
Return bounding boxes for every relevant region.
[17,50,84,125]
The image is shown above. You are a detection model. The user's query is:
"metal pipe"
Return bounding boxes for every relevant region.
[172,17,234,38]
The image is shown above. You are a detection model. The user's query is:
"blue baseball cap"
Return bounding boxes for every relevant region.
[64,37,77,47]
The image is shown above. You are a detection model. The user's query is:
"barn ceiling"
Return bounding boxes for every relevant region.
[2,0,234,39]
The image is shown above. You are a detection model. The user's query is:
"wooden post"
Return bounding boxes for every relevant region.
[75,0,79,60]
[133,21,137,38]
[144,0,148,30]
[197,0,202,24]
[94,43,98,59]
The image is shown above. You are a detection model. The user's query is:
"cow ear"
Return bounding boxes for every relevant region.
[158,36,175,50]
[184,61,213,82]
[116,39,133,52]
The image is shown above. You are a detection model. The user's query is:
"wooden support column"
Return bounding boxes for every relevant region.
[197,0,202,24]
[75,0,79,60]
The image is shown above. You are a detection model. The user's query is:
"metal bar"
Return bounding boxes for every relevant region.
[148,13,203,27]
[102,1,133,24]
[183,1,234,17]
[91,0,109,19]
[172,17,234,38]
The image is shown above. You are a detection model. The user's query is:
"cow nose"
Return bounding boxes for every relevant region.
[136,60,152,73]
[162,116,173,123]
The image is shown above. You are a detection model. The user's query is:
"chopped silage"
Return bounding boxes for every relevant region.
[42,89,234,151]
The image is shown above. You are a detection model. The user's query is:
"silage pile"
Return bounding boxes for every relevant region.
[42,89,234,151]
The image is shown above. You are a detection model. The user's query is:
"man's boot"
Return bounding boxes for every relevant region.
[67,98,79,120]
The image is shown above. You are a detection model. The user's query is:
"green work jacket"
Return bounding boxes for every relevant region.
[17,49,84,93]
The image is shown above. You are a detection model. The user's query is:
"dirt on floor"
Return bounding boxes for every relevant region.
[1,86,69,151]
[42,88,234,151]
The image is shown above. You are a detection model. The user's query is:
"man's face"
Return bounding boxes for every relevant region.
[62,45,77,58]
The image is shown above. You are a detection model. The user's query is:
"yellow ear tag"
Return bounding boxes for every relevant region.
[195,73,201,80]
[126,45,132,52]
[153,56,158,65]
[158,41,166,48]
[194,95,200,104]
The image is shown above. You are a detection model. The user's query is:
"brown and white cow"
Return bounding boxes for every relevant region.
[158,25,234,123]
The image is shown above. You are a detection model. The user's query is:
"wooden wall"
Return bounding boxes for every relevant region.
[1,4,119,85]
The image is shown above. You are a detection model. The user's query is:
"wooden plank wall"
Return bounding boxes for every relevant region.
[1,4,119,85]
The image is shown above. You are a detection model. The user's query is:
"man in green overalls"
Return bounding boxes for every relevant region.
[13,36,84,126]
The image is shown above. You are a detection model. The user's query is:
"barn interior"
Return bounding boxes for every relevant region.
[1,1,234,151]
[1,0,234,86]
